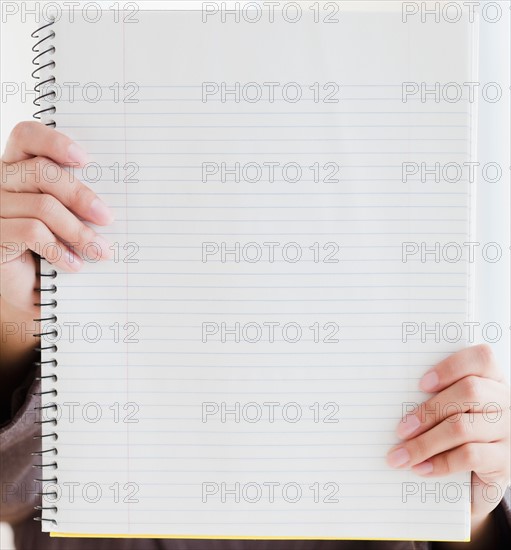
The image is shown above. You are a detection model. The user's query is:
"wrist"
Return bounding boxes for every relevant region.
[0,297,40,371]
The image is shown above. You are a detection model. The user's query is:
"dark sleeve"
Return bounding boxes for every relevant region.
[493,487,511,546]
[0,368,42,525]
[431,487,511,549]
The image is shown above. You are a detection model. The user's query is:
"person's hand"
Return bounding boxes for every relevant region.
[387,344,510,535]
[1,121,114,317]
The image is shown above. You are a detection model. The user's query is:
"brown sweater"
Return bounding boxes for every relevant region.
[1,369,510,550]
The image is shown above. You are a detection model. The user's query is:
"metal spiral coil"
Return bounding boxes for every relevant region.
[32,18,59,528]
[31,19,56,128]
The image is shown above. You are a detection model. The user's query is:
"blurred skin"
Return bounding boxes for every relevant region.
[0,122,509,548]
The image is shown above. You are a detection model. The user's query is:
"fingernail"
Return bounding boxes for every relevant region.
[90,198,115,225]
[67,143,88,166]
[397,414,421,439]
[64,249,83,272]
[95,235,113,260]
[387,447,410,468]
[413,461,433,475]
[420,371,439,392]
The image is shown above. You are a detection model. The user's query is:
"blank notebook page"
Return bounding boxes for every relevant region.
[38,5,478,541]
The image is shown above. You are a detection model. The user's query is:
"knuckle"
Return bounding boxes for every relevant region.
[75,222,96,244]
[475,343,494,368]
[462,375,482,402]
[441,355,458,381]
[410,436,428,461]
[460,443,480,467]
[10,121,36,143]
[449,414,472,439]
[32,155,54,174]
[37,194,59,217]
[24,157,53,187]
[418,401,439,424]
[415,402,428,424]
[437,452,451,474]
[73,183,94,208]
[23,219,48,244]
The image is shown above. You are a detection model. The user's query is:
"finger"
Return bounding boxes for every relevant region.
[1,159,114,226]
[411,442,510,481]
[397,376,509,439]
[1,191,112,261]
[1,121,88,166]
[387,413,508,469]
[419,344,503,393]
[1,218,83,272]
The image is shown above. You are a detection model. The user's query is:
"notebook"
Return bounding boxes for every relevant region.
[30,0,503,542]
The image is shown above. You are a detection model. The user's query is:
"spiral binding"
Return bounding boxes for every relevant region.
[31,19,59,527]
[32,20,57,128]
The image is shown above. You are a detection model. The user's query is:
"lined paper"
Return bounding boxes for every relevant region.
[39,5,478,540]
